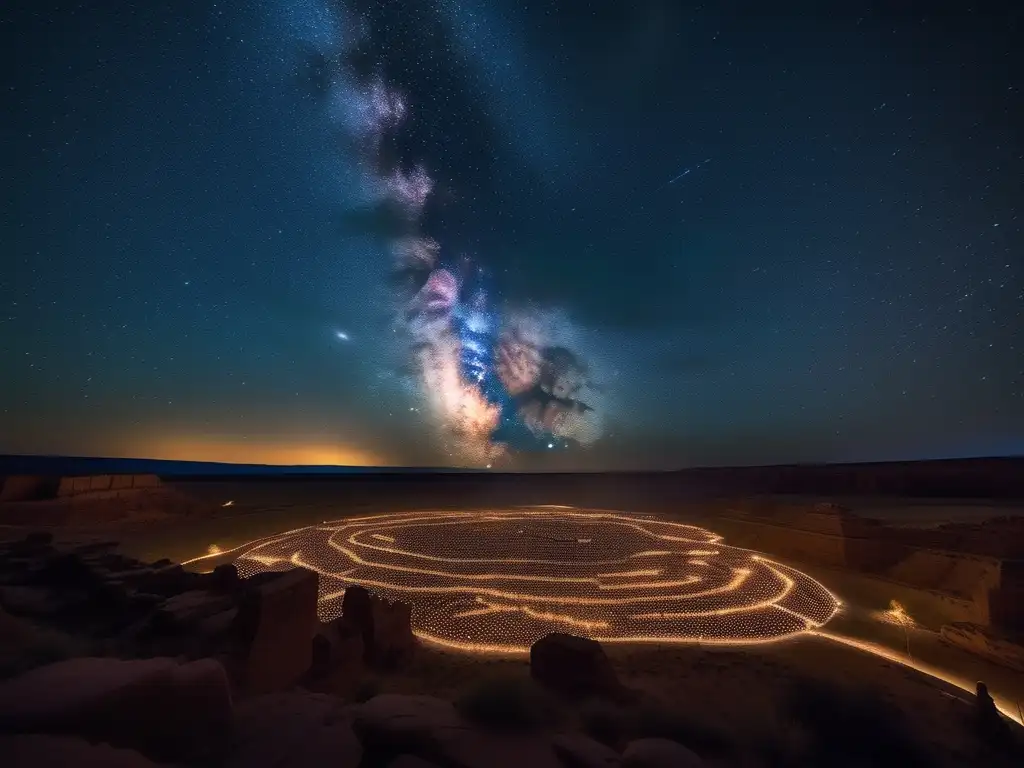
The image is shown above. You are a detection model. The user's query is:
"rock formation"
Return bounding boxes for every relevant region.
[0,656,233,762]
[338,584,416,668]
[530,633,624,700]
[0,734,159,768]
[622,738,705,768]
[941,623,1024,672]
[231,567,321,694]
[0,474,207,525]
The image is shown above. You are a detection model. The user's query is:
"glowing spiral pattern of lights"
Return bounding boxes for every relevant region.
[218,508,840,653]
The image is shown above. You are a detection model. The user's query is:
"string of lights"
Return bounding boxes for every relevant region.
[196,508,841,653]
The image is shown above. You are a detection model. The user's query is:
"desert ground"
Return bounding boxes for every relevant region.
[3,474,1023,766]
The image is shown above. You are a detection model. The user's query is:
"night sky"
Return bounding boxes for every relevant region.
[2,1,1022,469]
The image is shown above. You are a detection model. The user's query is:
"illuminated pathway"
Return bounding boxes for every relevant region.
[187,507,840,653]
[813,630,1024,728]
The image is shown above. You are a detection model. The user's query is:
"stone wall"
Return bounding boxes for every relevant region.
[0,475,204,526]
[55,474,162,498]
[0,474,163,503]
[0,476,58,503]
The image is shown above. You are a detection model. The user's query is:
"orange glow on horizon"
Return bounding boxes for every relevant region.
[134,434,386,466]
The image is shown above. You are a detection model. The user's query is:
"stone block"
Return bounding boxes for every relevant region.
[89,475,112,492]
[232,568,320,694]
[530,633,623,700]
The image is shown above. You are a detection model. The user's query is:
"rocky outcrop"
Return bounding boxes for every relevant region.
[352,694,564,768]
[348,694,712,768]
[0,734,159,768]
[231,567,321,694]
[713,504,1024,632]
[228,692,362,768]
[551,732,622,768]
[353,694,467,754]
[55,474,162,498]
[0,656,232,762]
[0,475,206,525]
[0,476,57,502]
[311,618,364,680]
[338,585,415,668]
[940,623,1024,672]
[0,533,400,694]
[622,738,704,768]
[530,633,623,700]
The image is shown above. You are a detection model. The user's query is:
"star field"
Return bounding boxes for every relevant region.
[1,1,1021,468]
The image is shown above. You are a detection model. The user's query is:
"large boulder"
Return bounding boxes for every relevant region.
[342,585,375,651]
[622,738,704,768]
[353,694,563,768]
[231,567,320,694]
[370,593,416,666]
[530,633,622,699]
[0,604,81,678]
[228,692,362,768]
[4,530,54,556]
[551,732,622,768]
[0,585,64,618]
[0,734,158,768]
[310,618,365,680]
[353,694,466,753]
[154,589,235,629]
[133,564,203,597]
[0,656,232,762]
[341,585,415,667]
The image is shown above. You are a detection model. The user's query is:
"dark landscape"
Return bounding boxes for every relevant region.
[2,460,1023,767]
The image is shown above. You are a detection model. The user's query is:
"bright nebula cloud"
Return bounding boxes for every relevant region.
[201,508,841,653]
[277,0,608,466]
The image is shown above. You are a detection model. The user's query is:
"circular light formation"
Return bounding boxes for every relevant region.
[227,508,841,653]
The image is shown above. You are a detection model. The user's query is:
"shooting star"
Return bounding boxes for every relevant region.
[657,158,712,191]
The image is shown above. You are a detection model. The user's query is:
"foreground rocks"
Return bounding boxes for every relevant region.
[0,670,708,768]
[531,633,625,700]
[354,693,572,768]
[0,656,232,762]
[0,532,416,693]
[622,738,704,768]
[229,692,362,768]
[0,734,158,768]
[232,568,320,694]
[340,585,416,667]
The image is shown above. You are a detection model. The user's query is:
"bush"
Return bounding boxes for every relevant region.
[455,674,561,731]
